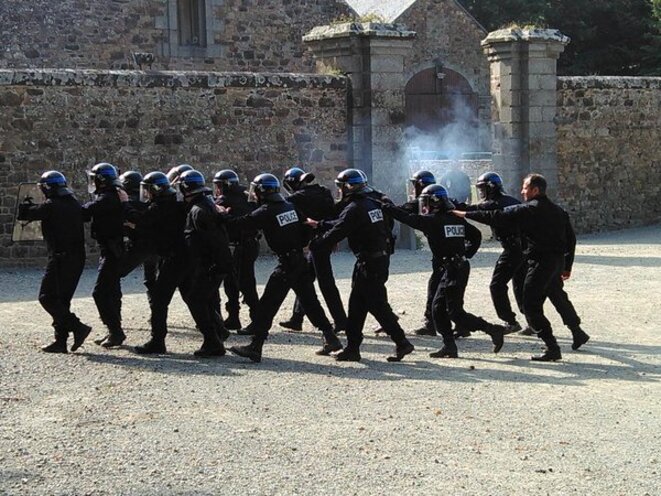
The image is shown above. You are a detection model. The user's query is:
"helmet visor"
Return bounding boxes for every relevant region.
[86,172,97,194]
[407,180,417,202]
[248,183,259,203]
[418,195,431,215]
[139,184,152,203]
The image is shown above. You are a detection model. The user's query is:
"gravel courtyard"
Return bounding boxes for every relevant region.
[1,226,659,496]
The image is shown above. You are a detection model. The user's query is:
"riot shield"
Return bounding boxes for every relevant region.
[11,183,44,243]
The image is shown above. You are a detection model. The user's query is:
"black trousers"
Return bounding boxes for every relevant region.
[431,260,491,345]
[252,251,335,343]
[423,268,442,326]
[223,238,260,318]
[292,247,347,327]
[546,276,581,329]
[184,265,225,341]
[490,245,525,324]
[345,256,406,351]
[93,244,123,332]
[119,240,159,305]
[149,253,188,340]
[521,254,564,334]
[39,251,86,338]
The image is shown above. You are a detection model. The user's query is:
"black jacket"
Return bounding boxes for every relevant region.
[288,184,335,221]
[82,189,124,245]
[464,193,521,246]
[185,194,233,272]
[214,186,258,243]
[18,195,85,256]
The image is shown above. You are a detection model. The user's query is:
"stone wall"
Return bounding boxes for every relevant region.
[0,69,348,264]
[0,0,352,72]
[556,77,661,232]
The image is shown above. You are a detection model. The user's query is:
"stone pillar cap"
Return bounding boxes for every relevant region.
[304,22,416,42]
[481,27,570,46]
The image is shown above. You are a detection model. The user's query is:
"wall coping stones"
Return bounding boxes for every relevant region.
[558,76,661,90]
[482,27,570,46]
[0,69,348,90]
[303,22,416,42]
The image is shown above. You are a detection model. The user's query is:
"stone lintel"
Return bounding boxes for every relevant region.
[482,27,570,47]
[303,22,416,43]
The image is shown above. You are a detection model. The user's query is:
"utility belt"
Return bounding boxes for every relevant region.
[278,248,304,263]
[356,250,388,261]
[437,254,466,266]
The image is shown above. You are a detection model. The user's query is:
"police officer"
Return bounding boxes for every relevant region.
[166,164,194,201]
[453,173,576,361]
[179,170,233,357]
[440,163,472,204]
[118,172,188,354]
[117,171,158,304]
[17,171,92,353]
[383,185,505,358]
[461,172,525,334]
[309,169,415,362]
[213,169,260,330]
[224,174,342,363]
[279,166,347,333]
[83,163,126,348]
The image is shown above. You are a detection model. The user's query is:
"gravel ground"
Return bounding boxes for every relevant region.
[1,226,660,496]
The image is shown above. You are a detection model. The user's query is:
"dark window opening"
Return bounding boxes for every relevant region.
[178,0,207,47]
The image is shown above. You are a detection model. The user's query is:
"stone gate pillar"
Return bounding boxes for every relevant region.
[481,28,569,196]
[303,22,415,203]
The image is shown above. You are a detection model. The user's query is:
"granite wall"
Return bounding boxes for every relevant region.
[0,69,349,264]
[556,77,661,232]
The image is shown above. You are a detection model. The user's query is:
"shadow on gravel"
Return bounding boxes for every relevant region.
[573,254,661,268]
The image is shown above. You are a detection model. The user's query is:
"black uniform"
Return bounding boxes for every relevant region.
[385,204,504,353]
[229,198,338,345]
[18,195,87,342]
[215,186,260,322]
[287,183,347,330]
[83,189,125,340]
[123,194,187,345]
[464,193,524,326]
[466,195,575,354]
[184,193,233,352]
[313,192,411,357]
[441,169,472,204]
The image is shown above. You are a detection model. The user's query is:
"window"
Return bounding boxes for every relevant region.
[178,0,207,47]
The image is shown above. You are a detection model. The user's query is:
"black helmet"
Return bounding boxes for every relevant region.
[409,170,436,199]
[213,169,240,194]
[418,184,455,213]
[178,170,209,198]
[140,171,175,202]
[38,170,72,198]
[283,166,315,193]
[249,173,284,204]
[167,163,194,184]
[334,168,367,199]
[87,162,120,194]
[119,171,143,195]
[476,172,504,200]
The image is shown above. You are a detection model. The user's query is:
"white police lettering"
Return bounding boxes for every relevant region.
[444,225,465,238]
[276,210,299,227]
[368,209,383,223]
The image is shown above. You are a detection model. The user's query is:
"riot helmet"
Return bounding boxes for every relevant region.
[87,162,120,194]
[212,169,240,196]
[408,170,436,200]
[119,171,143,197]
[178,170,209,199]
[418,184,455,214]
[166,164,194,185]
[283,167,315,193]
[476,172,504,200]
[249,173,284,204]
[140,171,175,203]
[334,168,367,200]
[38,170,72,198]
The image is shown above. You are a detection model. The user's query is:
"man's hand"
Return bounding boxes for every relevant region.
[451,210,467,218]
[117,188,129,203]
[305,218,319,229]
[216,205,231,214]
[561,271,571,281]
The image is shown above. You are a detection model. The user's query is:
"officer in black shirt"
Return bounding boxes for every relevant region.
[225,174,342,363]
[119,172,188,354]
[179,170,233,357]
[117,171,158,305]
[83,163,126,348]
[310,169,415,362]
[17,171,92,353]
[462,172,525,334]
[279,167,347,334]
[454,173,577,361]
[213,169,260,330]
[383,184,505,358]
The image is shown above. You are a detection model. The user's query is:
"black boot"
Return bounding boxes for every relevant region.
[71,322,92,352]
[42,334,68,354]
[532,328,562,361]
[101,327,126,348]
[484,324,505,353]
[279,317,303,332]
[194,331,226,358]
[504,321,522,334]
[519,326,534,336]
[414,322,436,336]
[316,334,343,356]
[453,327,472,339]
[229,338,263,363]
[429,345,459,358]
[237,322,256,336]
[387,339,415,362]
[224,312,242,331]
[94,334,110,345]
[335,348,361,362]
[134,338,167,355]
[570,326,590,350]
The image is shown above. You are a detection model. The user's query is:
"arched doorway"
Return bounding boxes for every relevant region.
[404,67,481,158]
